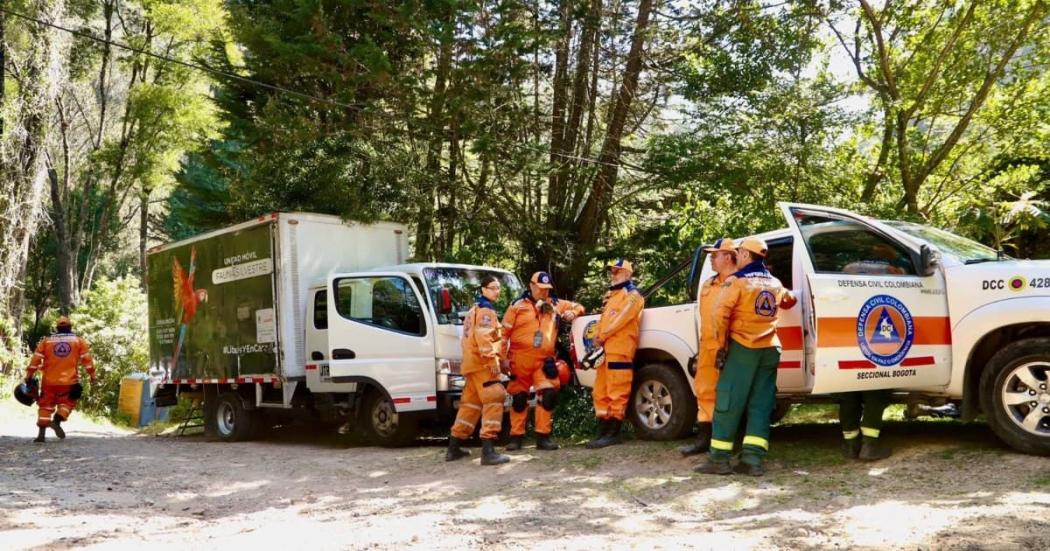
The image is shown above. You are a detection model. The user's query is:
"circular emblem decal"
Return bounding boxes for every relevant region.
[1008,276,1027,292]
[53,342,72,358]
[856,295,914,367]
[754,290,777,317]
[582,320,599,350]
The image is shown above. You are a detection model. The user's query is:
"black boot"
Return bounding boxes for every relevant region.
[679,423,712,456]
[33,426,46,443]
[693,456,732,475]
[481,439,510,465]
[445,436,470,462]
[586,419,623,449]
[858,436,891,461]
[733,461,765,477]
[842,437,861,459]
[505,435,524,451]
[535,433,559,451]
[585,420,610,449]
[51,413,66,440]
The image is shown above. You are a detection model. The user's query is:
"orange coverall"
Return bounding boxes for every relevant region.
[502,295,584,436]
[695,273,736,423]
[451,299,507,441]
[26,332,95,428]
[592,282,645,421]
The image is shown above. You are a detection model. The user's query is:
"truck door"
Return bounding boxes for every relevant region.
[779,203,951,394]
[326,272,436,412]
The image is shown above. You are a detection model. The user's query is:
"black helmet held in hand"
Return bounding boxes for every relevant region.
[14,378,39,407]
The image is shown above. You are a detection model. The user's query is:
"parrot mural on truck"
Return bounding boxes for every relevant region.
[171,246,209,373]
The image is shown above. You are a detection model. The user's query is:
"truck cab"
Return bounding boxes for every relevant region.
[302,263,522,445]
[571,202,1050,455]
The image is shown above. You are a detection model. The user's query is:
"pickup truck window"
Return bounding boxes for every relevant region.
[423,267,523,325]
[313,290,328,330]
[798,216,917,276]
[884,221,1000,264]
[765,239,794,289]
[333,276,426,336]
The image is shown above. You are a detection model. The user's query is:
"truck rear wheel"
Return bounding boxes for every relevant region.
[628,363,696,440]
[980,338,1050,456]
[212,392,256,442]
[361,391,417,447]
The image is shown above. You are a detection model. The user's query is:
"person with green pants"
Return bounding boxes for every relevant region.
[839,390,892,460]
[694,237,796,477]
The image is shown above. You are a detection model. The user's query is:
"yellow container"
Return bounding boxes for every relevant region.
[118,375,147,426]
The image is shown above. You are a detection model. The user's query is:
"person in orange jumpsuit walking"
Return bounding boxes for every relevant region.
[680,238,738,456]
[446,275,511,465]
[502,271,584,451]
[24,316,95,443]
[586,259,645,449]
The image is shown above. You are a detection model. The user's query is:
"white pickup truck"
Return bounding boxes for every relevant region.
[571,202,1050,455]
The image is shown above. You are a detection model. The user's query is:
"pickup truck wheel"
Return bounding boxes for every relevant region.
[362,391,417,447]
[213,392,255,442]
[628,363,696,440]
[980,338,1050,456]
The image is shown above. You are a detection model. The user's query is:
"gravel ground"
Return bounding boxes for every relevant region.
[1,400,1049,550]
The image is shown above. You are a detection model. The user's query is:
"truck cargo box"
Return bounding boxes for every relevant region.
[147,213,408,383]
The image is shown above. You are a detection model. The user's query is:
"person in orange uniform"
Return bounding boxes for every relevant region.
[24,316,95,443]
[502,271,585,451]
[695,238,796,476]
[446,275,511,466]
[586,259,645,449]
[680,238,738,457]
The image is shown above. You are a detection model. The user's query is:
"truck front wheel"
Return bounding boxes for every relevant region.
[361,391,417,447]
[211,392,256,442]
[980,338,1050,456]
[628,363,696,440]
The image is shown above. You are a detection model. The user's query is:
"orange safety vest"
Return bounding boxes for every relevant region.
[715,261,796,349]
[698,273,736,352]
[27,332,95,386]
[502,294,584,364]
[461,299,503,376]
[596,282,645,363]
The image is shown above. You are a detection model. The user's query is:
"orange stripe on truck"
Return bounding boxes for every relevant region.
[817,317,951,347]
[777,326,803,351]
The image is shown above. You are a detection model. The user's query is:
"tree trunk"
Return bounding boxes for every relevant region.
[547,0,573,214]
[417,8,454,261]
[139,190,150,289]
[568,0,653,291]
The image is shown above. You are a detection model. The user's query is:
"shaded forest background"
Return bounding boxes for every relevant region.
[2,0,1049,392]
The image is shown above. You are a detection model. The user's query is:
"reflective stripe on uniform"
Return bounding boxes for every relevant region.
[842,430,860,440]
[461,403,482,411]
[742,435,769,450]
[710,438,734,451]
[861,427,880,438]
[482,420,501,427]
[454,419,476,429]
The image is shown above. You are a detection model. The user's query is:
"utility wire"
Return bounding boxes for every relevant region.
[1,6,362,111]
[3,5,668,177]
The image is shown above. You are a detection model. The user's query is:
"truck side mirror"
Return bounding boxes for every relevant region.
[439,288,453,315]
[919,244,938,277]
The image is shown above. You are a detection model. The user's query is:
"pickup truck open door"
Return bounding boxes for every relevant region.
[778,203,952,394]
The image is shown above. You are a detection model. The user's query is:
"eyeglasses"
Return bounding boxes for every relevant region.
[484,285,502,291]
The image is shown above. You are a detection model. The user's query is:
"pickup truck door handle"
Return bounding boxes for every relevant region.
[332,348,356,360]
[311,351,325,361]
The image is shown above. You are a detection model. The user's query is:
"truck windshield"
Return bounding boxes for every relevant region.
[884,221,1001,263]
[423,267,523,325]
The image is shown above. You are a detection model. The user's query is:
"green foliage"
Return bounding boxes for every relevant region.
[553,384,599,440]
[69,277,149,417]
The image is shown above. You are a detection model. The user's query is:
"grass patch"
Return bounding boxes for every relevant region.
[781,404,839,425]
[1033,474,1050,487]
[772,438,846,469]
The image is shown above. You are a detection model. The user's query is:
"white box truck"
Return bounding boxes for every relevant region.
[148,213,523,445]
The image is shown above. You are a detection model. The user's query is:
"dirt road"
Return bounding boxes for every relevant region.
[2,404,1048,550]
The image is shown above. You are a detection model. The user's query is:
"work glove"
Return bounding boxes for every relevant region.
[715,349,728,371]
[542,357,558,379]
